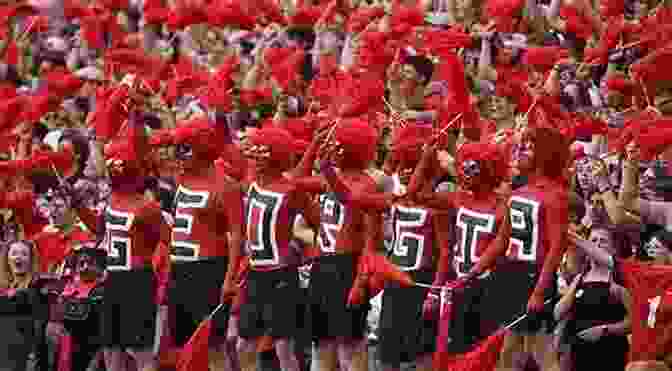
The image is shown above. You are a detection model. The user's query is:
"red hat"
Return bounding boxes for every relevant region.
[457,141,508,190]
[173,115,232,156]
[635,119,672,160]
[334,118,378,169]
[424,27,474,57]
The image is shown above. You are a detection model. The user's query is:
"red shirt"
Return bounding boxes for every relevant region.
[172,169,244,260]
[617,259,672,362]
[389,204,446,272]
[102,192,169,271]
[421,191,503,278]
[503,176,568,297]
[245,179,315,270]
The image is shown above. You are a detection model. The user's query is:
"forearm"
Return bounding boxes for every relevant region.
[605,317,630,336]
[407,146,435,196]
[473,230,509,273]
[291,138,321,178]
[554,287,578,320]
[532,241,566,298]
[478,38,493,81]
[320,162,353,204]
[225,233,242,285]
[619,161,639,213]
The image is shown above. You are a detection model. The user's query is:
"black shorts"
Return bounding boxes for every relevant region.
[378,269,436,366]
[100,267,157,349]
[238,268,302,339]
[444,273,489,355]
[307,253,370,342]
[481,260,557,334]
[169,257,230,346]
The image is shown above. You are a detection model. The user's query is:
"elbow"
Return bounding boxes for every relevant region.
[606,206,630,225]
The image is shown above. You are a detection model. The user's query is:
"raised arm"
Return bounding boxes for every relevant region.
[320,160,395,212]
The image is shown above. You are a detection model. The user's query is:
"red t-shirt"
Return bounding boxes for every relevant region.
[616,258,672,362]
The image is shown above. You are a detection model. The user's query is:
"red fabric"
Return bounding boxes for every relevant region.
[93,85,130,140]
[152,242,171,305]
[33,231,71,272]
[425,28,474,57]
[57,335,73,371]
[620,260,672,362]
[522,47,569,72]
[347,253,414,306]
[346,6,385,33]
[435,329,508,371]
[2,40,18,66]
[206,1,256,30]
[0,96,26,132]
[435,286,454,361]
[177,318,212,371]
[637,124,672,160]
[560,6,594,40]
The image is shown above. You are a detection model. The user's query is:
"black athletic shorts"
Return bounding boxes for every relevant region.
[443,273,490,355]
[378,269,436,366]
[169,257,230,346]
[307,253,370,342]
[481,260,557,335]
[100,267,157,349]
[238,267,302,339]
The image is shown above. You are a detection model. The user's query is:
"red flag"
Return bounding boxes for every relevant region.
[177,318,212,371]
[57,335,73,371]
[347,253,413,306]
[620,260,672,362]
[434,329,508,371]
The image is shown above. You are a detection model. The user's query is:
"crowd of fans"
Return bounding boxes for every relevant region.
[1,0,672,370]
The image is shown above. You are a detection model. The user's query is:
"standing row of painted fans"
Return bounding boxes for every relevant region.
[1,0,672,370]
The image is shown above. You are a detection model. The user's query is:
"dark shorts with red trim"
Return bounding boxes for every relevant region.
[480,260,558,335]
[100,267,157,349]
[307,253,370,342]
[378,269,437,366]
[238,267,302,339]
[443,272,491,355]
[168,257,230,346]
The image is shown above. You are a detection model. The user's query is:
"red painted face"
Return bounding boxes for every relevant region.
[245,144,272,174]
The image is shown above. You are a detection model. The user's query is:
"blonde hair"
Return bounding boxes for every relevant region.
[0,240,40,290]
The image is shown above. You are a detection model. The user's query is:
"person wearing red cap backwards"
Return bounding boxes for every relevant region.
[166,113,244,371]
[316,123,452,371]
[74,105,170,371]
[290,118,382,371]
[464,126,571,371]
[236,126,319,371]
